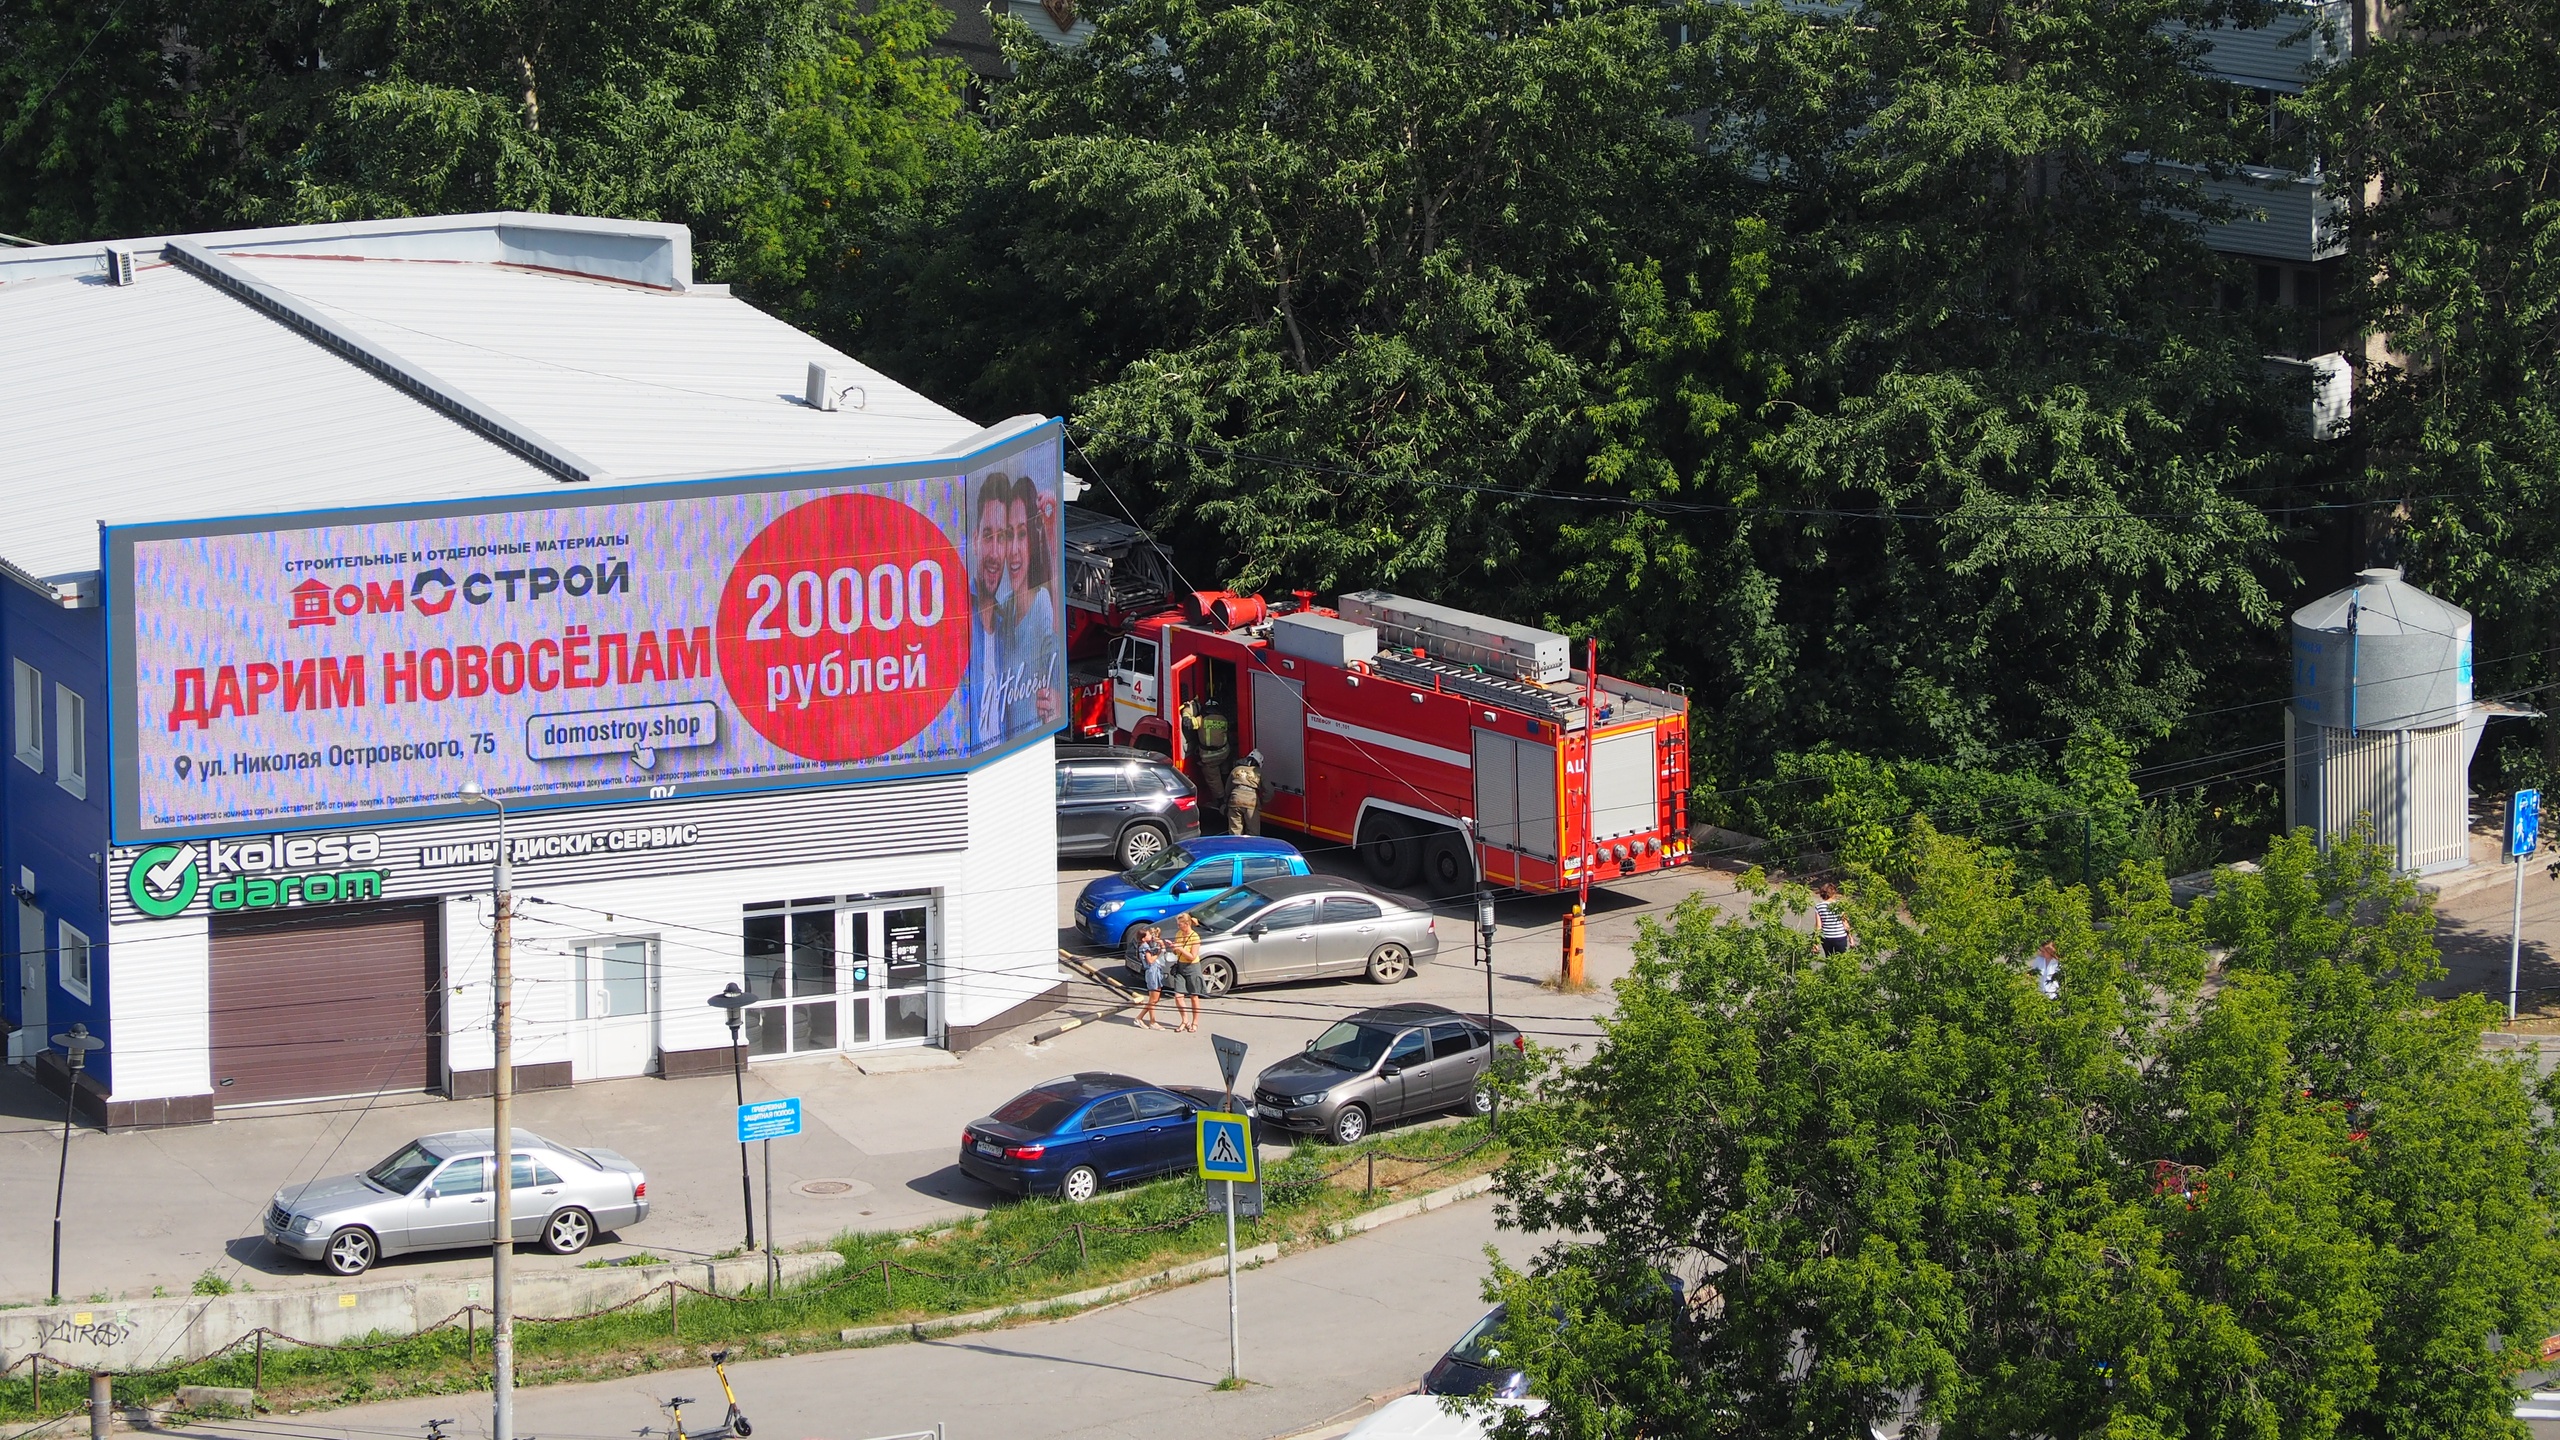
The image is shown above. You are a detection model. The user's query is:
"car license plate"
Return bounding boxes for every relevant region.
[1252,1104,1279,1119]
[974,1141,1003,1158]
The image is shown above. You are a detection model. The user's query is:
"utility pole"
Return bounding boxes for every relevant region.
[1475,889,1498,1134]
[460,783,515,1440]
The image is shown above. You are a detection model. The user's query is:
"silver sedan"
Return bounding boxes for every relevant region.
[265,1128,649,1276]
[1186,874,1440,994]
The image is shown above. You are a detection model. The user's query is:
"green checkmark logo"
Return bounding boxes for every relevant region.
[129,843,202,919]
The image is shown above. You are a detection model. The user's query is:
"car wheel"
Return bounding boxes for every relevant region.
[1460,1083,1495,1118]
[1366,943,1414,984]
[1199,957,1237,996]
[1329,1105,1370,1146]
[542,1207,595,1256]
[1060,1165,1102,1203]
[1117,823,1171,871]
[1359,817,1422,888]
[323,1226,377,1276]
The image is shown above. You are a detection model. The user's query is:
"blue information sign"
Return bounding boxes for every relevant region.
[737,1097,804,1144]
[2510,789,2542,859]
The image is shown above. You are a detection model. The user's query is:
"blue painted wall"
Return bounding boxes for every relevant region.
[1,578,112,1089]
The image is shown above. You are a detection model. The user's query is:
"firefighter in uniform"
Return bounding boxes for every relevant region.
[1226,750,1265,836]
[1183,696,1233,818]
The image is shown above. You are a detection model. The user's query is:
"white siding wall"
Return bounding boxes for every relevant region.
[102,916,211,1102]
[947,738,1061,1030]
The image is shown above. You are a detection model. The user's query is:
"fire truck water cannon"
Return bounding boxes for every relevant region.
[1060,535,1691,904]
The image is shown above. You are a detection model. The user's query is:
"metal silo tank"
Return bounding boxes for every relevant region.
[2284,568,2481,874]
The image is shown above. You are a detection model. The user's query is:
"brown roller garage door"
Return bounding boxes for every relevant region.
[209,900,441,1106]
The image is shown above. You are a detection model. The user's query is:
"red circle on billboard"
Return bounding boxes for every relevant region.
[715,494,969,761]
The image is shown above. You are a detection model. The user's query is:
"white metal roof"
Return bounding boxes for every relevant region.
[0,212,982,586]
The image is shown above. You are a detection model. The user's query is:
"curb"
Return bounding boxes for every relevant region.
[837,1171,1500,1349]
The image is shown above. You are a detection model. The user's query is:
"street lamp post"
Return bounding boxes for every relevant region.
[457,782,515,1440]
[48,1023,101,1304]
[708,984,757,1251]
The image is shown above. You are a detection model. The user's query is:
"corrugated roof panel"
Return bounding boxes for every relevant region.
[232,257,980,482]
[0,265,546,580]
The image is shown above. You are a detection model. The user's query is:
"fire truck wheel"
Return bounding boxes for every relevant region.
[1366,944,1414,985]
[1116,822,1171,871]
[1420,834,1471,894]
[1359,818,1423,888]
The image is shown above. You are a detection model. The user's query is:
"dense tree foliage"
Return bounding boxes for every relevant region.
[8,0,2554,814]
[847,0,2315,792]
[2314,0,2560,786]
[0,0,972,292]
[1488,828,2560,1437]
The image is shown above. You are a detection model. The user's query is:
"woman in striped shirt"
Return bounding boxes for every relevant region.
[1814,883,1853,954]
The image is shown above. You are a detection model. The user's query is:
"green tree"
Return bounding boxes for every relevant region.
[1491,826,2560,1437]
[0,0,973,309]
[2313,0,2560,782]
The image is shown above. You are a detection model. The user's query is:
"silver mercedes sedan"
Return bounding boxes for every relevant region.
[265,1128,649,1276]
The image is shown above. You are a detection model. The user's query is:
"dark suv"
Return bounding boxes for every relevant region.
[1057,744,1202,870]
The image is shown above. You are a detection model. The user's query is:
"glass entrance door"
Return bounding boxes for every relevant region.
[742,897,939,1058]
[843,906,934,1048]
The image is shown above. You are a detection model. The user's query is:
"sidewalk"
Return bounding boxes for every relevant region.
[0,857,1736,1307]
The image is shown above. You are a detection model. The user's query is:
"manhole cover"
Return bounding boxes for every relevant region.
[796,1179,869,1198]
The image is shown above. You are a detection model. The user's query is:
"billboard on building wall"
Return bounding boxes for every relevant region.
[106,419,1066,843]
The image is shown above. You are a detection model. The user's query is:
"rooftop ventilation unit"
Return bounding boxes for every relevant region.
[102,244,135,286]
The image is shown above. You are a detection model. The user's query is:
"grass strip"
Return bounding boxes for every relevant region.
[0,1123,1500,1424]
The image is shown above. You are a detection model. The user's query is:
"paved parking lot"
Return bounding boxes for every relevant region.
[0,843,1735,1305]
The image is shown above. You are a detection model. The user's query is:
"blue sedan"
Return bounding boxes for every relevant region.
[957,1073,1229,1202]
[1074,836,1311,954]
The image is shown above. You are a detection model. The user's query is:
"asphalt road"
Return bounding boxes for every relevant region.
[159,1191,1540,1440]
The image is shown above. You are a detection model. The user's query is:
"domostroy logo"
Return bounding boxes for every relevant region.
[714,495,969,761]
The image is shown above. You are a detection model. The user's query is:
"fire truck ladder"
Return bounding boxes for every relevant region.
[1370,652,1581,721]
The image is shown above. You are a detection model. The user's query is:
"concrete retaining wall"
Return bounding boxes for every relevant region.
[0,1251,844,1372]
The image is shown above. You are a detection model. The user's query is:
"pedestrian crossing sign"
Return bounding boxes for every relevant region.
[1196,1111,1257,1182]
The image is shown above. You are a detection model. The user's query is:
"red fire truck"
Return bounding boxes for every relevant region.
[1059,530,1691,897]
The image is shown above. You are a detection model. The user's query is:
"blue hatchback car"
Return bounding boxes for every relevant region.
[957,1073,1229,1202]
[1074,836,1311,955]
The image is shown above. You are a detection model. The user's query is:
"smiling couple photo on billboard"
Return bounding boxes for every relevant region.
[968,468,1064,744]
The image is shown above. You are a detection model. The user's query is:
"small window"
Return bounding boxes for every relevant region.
[1320,896,1383,924]
[1064,764,1127,798]
[1132,1089,1191,1121]
[1386,1030,1429,1068]
[434,1157,489,1195]
[53,686,85,798]
[1258,901,1318,932]
[1174,861,1236,895]
[511,1154,564,1188]
[57,920,90,1003]
[1430,1022,1479,1061]
[1239,856,1296,881]
[10,660,39,771]
[1078,1095,1137,1130]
